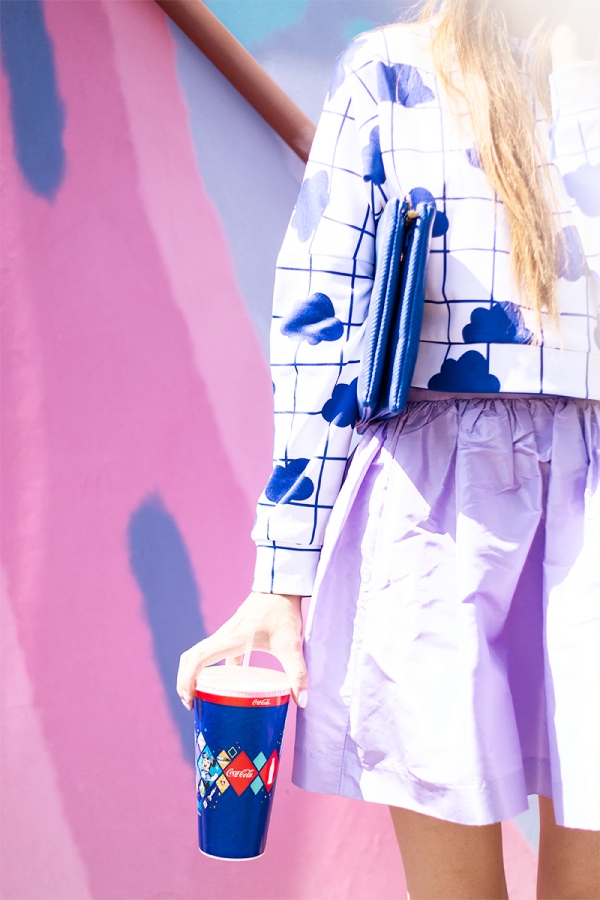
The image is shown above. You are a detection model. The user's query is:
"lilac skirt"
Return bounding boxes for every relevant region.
[293,397,600,829]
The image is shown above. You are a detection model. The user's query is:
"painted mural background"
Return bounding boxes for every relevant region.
[1,2,539,897]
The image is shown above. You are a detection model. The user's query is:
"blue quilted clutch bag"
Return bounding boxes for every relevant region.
[357,196,436,431]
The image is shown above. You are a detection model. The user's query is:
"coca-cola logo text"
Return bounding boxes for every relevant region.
[226,768,255,779]
[252,698,271,706]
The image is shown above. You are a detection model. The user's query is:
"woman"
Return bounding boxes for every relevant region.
[178,0,600,896]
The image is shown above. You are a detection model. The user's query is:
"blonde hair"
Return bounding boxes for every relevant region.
[416,0,558,329]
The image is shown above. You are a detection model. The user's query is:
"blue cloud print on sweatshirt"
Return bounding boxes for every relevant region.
[265,459,314,504]
[292,170,330,243]
[557,225,588,282]
[281,293,343,344]
[363,126,385,185]
[377,62,435,107]
[466,148,482,169]
[428,350,500,392]
[408,187,448,237]
[463,302,532,344]
[321,378,359,427]
[563,163,600,217]
[328,38,367,100]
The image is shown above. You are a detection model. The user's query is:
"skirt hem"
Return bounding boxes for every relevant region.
[292,751,538,826]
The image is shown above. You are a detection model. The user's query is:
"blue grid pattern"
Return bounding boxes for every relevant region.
[252,27,600,596]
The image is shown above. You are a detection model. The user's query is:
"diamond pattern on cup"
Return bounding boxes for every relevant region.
[216,774,229,794]
[253,751,267,770]
[223,750,258,796]
[250,776,263,795]
[259,749,279,792]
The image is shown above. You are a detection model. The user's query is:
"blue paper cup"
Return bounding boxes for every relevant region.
[194,666,291,860]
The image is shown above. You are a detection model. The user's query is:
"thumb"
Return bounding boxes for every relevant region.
[274,637,309,708]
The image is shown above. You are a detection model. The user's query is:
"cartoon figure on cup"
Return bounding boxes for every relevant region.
[200,754,214,782]
[199,752,218,788]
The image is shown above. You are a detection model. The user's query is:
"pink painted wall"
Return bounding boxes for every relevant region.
[0,2,537,897]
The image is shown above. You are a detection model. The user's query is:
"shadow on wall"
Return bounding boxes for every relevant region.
[128,494,207,765]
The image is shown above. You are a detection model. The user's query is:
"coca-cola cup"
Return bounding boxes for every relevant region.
[194,665,291,860]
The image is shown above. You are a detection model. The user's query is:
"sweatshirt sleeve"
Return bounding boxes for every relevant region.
[550,62,600,282]
[251,38,384,596]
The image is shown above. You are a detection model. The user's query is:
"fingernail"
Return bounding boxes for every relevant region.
[182,692,192,709]
[297,690,308,708]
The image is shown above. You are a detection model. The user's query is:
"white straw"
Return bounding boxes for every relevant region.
[242,626,255,667]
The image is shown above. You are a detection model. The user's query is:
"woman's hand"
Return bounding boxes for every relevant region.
[176,591,308,710]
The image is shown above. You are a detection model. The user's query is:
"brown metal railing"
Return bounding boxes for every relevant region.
[155,0,316,162]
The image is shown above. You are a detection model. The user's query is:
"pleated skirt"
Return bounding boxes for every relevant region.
[292,397,600,829]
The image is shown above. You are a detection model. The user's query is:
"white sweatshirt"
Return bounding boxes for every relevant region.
[252,25,600,597]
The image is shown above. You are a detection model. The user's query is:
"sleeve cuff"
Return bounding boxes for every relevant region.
[551,62,600,117]
[252,544,321,597]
